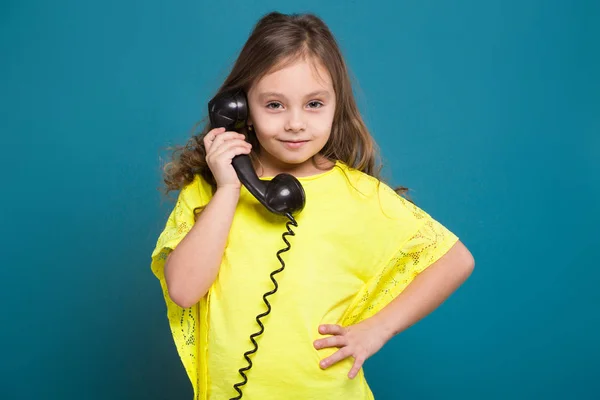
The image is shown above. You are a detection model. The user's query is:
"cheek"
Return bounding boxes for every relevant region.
[313,112,335,137]
[252,111,281,137]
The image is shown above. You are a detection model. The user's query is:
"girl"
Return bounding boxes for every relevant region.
[151,11,474,400]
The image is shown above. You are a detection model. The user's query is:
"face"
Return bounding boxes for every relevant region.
[247,57,336,176]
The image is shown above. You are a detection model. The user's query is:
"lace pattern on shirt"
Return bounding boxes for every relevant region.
[151,193,202,399]
[340,211,458,327]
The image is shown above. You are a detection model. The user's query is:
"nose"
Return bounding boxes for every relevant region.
[284,109,306,132]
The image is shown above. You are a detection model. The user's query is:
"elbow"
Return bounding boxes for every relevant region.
[167,286,190,308]
[167,282,203,308]
[171,295,197,309]
[164,260,204,309]
[461,246,475,278]
[455,240,475,279]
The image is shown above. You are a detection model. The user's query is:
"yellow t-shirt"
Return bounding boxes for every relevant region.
[151,160,459,399]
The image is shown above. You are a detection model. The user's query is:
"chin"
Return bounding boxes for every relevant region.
[263,148,312,166]
[275,154,312,165]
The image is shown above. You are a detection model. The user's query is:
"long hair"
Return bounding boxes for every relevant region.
[161,12,409,200]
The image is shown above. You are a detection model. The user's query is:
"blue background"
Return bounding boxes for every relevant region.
[1,0,598,399]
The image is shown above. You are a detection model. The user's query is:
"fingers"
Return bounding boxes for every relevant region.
[211,142,252,161]
[315,324,351,370]
[348,356,365,379]
[211,133,247,154]
[319,324,345,335]
[317,343,366,379]
[203,128,245,154]
[203,127,224,152]
[202,127,252,188]
[314,334,347,350]
[315,323,366,378]
[206,140,251,164]
[319,346,353,369]
[203,128,246,154]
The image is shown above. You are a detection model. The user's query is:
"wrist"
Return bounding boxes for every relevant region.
[215,184,241,199]
[364,314,396,342]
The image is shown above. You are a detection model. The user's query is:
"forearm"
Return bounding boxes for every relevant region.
[164,186,239,308]
[369,241,475,341]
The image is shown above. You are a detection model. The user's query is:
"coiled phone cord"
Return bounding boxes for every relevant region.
[229,212,298,400]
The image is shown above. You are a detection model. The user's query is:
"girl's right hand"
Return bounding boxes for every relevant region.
[204,127,253,190]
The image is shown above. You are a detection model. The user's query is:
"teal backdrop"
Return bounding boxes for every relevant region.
[1,0,598,399]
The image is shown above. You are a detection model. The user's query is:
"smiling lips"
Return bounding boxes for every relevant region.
[280,139,309,149]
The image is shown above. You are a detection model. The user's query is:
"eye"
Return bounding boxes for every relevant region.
[307,101,324,109]
[266,102,283,110]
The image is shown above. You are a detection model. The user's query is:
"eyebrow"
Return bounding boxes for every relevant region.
[257,90,331,101]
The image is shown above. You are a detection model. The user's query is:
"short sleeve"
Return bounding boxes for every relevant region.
[149,175,211,393]
[150,175,210,280]
[340,183,460,326]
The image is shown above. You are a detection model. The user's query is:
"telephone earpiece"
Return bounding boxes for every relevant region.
[208,88,306,216]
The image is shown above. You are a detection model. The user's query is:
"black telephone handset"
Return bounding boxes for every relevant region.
[208,88,306,217]
[207,88,305,399]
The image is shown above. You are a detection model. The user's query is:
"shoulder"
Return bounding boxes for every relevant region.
[333,161,382,194]
[335,162,426,222]
[177,173,213,209]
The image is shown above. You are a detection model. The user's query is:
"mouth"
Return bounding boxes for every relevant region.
[279,139,309,149]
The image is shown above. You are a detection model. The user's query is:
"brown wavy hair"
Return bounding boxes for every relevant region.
[161,12,410,201]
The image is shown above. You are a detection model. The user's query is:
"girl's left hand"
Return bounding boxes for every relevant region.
[313,319,389,379]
